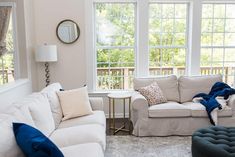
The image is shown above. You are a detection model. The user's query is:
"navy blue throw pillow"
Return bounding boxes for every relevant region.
[13,123,64,157]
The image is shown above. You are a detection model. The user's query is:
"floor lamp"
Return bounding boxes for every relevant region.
[35,45,57,87]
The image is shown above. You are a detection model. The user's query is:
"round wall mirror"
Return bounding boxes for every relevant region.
[56,20,80,44]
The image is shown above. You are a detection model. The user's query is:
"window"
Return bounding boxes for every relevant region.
[86,0,235,91]
[0,5,16,85]
[149,3,188,76]
[201,3,235,86]
[95,3,136,90]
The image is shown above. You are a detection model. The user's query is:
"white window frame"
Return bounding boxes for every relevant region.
[200,2,235,85]
[85,0,235,92]
[148,2,190,76]
[94,2,137,90]
[0,2,19,86]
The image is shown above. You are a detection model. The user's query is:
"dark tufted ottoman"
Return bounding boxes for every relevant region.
[192,126,235,157]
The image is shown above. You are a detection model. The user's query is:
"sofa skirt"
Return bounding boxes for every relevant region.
[132,116,235,136]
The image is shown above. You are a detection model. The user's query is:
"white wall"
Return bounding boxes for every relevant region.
[34,0,87,91]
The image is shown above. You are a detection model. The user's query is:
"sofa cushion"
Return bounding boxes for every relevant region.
[13,123,63,157]
[58,111,106,129]
[41,83,63,129]
[15,93,55,136]
[61,143,104,157]
[57,86,93,121]
[183,102,233,117]
[0,107,36,157]
[50,124,106,150]
[148,102,191,118]
[134,75,179,102]
[138,82,167,105]
[178,75,222,103]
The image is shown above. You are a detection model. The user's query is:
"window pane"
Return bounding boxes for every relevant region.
[95,3,135,46]
[174,33,186,46]
[175,19,186,33]
[212,33,224,46]
[225,49,235,62]
[213,19,224,33]
[1,7,15,85]
[201,33,212,46]
[225,33,235,46]
[201,48,212,66]
[226,4,235,18]
[201,19,213,33]
[149,48,186,76]
[212,48,224,62]
[214,4,225,18]
[162,33,174,46]
[149,3,188,76]
[201,3,235,86]
[96,48,135,90]
[175,4,187,18]
[202,4,213,18]
[225,19,235,32]
[95,3,135,90]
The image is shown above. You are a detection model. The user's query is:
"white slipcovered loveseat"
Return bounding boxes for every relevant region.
[131,75,235,136]
[0,83,106,157]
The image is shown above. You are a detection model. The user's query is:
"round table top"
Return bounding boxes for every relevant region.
[107,92,132,99]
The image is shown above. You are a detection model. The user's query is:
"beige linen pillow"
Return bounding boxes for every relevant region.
[138,82,167,105]
[57,86,93,121]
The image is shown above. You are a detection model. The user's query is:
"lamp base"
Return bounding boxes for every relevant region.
[45,62,50,86]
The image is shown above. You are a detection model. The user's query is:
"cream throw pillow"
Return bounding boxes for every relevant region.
[139,82,167,105]
[57,86,93,121]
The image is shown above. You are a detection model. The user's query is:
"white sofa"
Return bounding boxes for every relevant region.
[0,83,106,157]
[131,75,235,136]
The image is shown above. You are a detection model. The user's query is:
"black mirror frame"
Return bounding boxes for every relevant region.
[56,19,80,44]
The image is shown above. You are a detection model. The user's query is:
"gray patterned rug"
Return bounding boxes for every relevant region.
[105,136,192,157]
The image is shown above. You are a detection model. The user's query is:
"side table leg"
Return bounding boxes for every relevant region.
[123,98,126,128]
[109,97,111,133]
[129,97,131,134]
[113,98,115,135]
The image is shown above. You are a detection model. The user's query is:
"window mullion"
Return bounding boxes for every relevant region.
[136,0,149,77]
[187,0,202,75]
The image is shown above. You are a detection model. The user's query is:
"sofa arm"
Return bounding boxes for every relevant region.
[89,97,104,111]
[228,94,235,111]
[131,92,149,120]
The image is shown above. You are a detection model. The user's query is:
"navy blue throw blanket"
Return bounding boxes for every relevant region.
[193,82,235,125]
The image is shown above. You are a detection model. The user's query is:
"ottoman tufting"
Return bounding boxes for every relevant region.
[192,126,235,157]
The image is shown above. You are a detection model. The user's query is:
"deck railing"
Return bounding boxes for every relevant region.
[97,66,234,89]
[0,69,14,85]
[1,67,233,87]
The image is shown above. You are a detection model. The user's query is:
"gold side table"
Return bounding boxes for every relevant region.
[107,92,132,135]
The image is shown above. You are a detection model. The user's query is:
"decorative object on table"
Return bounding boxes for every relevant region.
[13,123,64,157]
[107,92,132,135]
[35,44,57,87]
[56,19,80,44]
[192,126,235,157]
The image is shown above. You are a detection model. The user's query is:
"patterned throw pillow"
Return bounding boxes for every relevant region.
[138,82,167,105]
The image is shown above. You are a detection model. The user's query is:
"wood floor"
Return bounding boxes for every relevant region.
[106,118,133,135]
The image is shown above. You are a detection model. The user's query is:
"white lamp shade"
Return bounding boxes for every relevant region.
[35,45,57,62]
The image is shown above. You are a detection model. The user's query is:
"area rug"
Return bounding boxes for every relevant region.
[105,136,192,157]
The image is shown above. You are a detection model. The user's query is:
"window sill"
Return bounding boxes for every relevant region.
[0,79,30,94]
